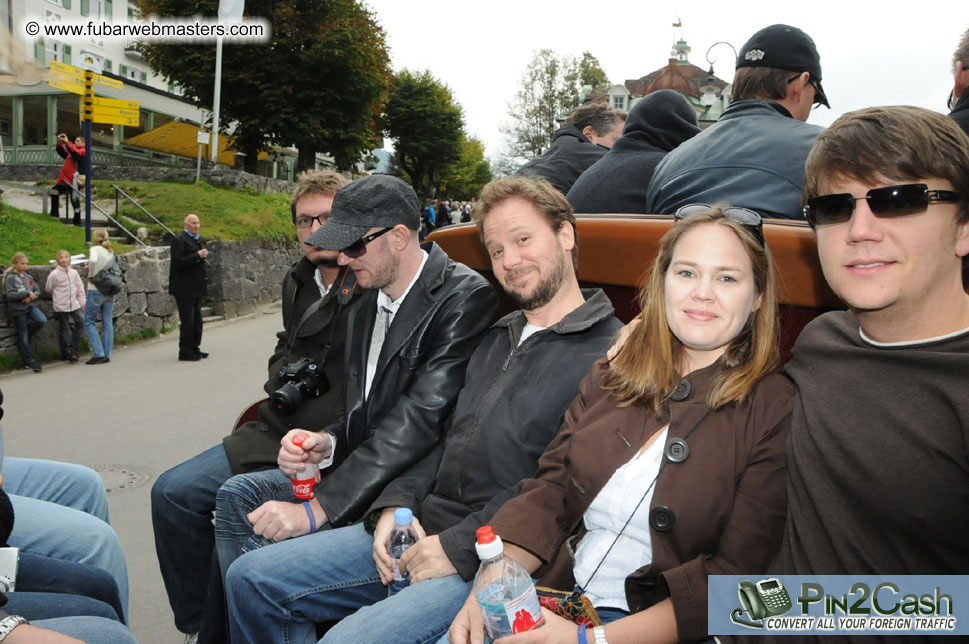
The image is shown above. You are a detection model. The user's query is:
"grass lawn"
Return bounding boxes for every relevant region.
[3,179,296,261]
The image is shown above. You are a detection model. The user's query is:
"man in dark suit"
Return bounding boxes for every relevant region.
[168,213,208,361]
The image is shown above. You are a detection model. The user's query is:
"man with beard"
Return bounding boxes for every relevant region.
[223,176,622,644]
[151,171,361,644]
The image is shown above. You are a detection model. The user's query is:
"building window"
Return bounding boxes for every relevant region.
[612,95,626,110]
[125,65,140,81]
[46,0,68,8]
[45,40,70,66]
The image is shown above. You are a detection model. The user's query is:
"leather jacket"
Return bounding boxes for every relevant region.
[646,99,824,219]
[316,242,498,527]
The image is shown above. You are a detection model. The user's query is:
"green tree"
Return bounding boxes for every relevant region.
[138,0,392,172]
[384,69,464,200]
[501,49,609,161]
[438,136,493,199]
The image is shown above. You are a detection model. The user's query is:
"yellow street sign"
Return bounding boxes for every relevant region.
[50,60,83,79]
[96,75,123,90]
[49,60,124,91]
[88,96,139,110]
[85,106,139,120]
[49,71,85,95]
[84,111,139,126]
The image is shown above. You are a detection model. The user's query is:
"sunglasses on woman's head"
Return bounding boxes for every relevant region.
[803,183,963,226]
[340,226,394,259]
[674,203,765,247]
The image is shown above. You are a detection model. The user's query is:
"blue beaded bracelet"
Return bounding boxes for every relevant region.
[577,624,589,644]
[302,501,317,533]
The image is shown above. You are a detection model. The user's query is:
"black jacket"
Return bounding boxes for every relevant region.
[316,242,498,527]
[949,90,969,137]
[222,259,361,474]
[567,90,700,214]
[168,230,206,298]
[516,126,610,194]
[366,289,622,579]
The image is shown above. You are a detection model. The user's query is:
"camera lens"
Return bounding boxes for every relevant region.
[270,381,303,415]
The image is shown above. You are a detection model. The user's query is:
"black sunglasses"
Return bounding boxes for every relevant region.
[674,203,765,247]
[786,73,826,109]
[341,226,394,259]
[803,184,963,226]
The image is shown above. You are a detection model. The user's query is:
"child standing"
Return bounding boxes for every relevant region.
[3,253,47,372]
[45,250,85,362]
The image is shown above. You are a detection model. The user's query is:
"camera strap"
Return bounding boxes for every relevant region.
[289,266,357,364]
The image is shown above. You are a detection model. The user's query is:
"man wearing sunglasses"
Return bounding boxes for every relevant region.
[746,106,969,644]
[646,24,827,220]
[152,171,362,644]
[212,175,498,576]
[948,27,969,136]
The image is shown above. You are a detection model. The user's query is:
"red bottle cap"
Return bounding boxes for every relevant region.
[292,434,307,448]
[476,525,497,544]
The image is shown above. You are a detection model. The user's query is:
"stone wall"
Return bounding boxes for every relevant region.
[0,165,295,194]
[1,241,301,361]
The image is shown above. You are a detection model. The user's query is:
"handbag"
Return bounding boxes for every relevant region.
[91,256,123,296]
[536,586,601,626]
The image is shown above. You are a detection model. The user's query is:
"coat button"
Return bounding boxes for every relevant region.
[650,506,675,532]
[671,379,691,402]
[664,438,690,463]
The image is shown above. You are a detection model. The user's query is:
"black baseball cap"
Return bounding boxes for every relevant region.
[736,24,829,108]
[305,174,421,251]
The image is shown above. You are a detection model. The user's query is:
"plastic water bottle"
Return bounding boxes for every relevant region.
[289,433,320,500]
[387,508,419,593]
[472,525,544,639]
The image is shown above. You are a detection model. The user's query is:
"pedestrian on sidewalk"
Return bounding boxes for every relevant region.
[84,229,114,365]
[3,253,46,372]
[45,250,85,362]
[169,214,209,361]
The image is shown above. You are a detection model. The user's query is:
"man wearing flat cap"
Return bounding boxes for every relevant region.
[646,24,829,219]
[212,174,499,576]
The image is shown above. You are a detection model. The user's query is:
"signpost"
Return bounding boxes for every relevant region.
[48,60,138,244]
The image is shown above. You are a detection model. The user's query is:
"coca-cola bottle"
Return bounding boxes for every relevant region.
[289,433,320,500]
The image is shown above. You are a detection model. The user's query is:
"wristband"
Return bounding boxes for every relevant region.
[592,625,609,644]
[577,624,589,644]
[302,501,317,533]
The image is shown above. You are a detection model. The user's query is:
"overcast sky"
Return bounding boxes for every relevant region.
[363,0,965,159]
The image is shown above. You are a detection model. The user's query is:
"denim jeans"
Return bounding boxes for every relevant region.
[151,444,273,633]
[84,289,114,358]
[17,552,125,622]
[4,456,129,622]
[4,590,119,622]
[35,616,137,644]
[12,306,47,365]
[214,467,295,579]
[224,522,473,644]
[56,308,84,355]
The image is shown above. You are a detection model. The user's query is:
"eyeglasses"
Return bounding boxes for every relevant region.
[294,214,326,229]
[786,73,826,110]
[674,203,765,247]
[803,183,963,226]
[340,226,394,259]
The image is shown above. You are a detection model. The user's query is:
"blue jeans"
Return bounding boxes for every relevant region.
[430,601,630,644]
[34,616,137,644]
[151,444,273,633]
[84,289,114,358]
[12,306,46,365]
[4,457,129,622]
[17,552,124,622]
[4,591,119,622]
[214,468,295,579]
[224,522,473,644]
[56,308,84,354]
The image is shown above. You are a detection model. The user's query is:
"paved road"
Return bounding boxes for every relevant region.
[0,306,282,643]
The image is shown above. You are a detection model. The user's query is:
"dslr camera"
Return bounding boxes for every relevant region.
[271,357,325,415]
[0,547,19,592]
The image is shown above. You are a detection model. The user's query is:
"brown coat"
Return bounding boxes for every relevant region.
[490,360,794,641]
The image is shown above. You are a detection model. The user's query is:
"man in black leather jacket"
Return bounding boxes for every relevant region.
[213,175,498,575]
[151,171,360,643]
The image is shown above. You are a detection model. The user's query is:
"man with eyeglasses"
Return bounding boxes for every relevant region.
[211,174,498,580]
[646,24,828,220]
[732,106,969,644]
[152,170,363,644]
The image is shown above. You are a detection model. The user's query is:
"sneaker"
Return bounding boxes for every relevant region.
[26,362,42,373]
[86,356,107,365]
[69,351,80,363]
[183,634,199,644]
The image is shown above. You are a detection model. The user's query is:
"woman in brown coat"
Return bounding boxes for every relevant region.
[449,206,794,644]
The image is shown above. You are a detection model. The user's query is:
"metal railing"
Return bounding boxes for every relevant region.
[65,184,148,248]
[112,184,176,238]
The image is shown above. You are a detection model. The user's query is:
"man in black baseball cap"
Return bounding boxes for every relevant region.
[646,23,828,219]
[212,172,498,584]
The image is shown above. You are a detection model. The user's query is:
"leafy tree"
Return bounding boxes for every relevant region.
[138,0,392,172]
[384,70,464,200]
[501,49,609,161]
[438,136,492,199]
